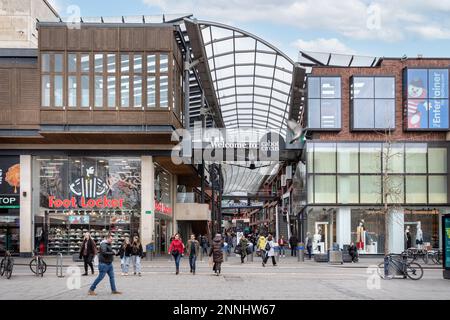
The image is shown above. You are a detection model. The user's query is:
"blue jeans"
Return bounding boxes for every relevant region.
[121,256,130,273]
[131,255,141,273]
[90,262,117,292]
[279,246,286,256]
[174,253,182,270]
[189,255,197,271]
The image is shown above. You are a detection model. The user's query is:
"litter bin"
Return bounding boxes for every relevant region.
[297,242,304,262]
[329,250,343,264]
[145,243,154,261]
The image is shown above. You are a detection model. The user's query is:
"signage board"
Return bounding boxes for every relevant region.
[0,157,20,209]
[443,214,450,270]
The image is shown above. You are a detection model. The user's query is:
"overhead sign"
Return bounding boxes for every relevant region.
[0,157,20,209]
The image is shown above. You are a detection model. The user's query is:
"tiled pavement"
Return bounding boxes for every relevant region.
[0,255,448,300]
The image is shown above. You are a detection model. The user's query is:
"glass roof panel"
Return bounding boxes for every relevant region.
[236,86,254,95]
[235,52,255,64]
[235,76,254,86]
[235,65,255,76]
[213,38,234,55]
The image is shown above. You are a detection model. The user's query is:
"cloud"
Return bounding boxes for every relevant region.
[142,0,450,42]
[406,25,450,40]
[46,0,63,13]
[292,38,356,55]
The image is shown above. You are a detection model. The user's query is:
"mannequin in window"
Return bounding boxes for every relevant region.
[313,226,322,253]
[405,226,412,249]
[416,222,423,250]
[356,221,364,251]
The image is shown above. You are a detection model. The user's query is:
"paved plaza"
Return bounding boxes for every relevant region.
[0,255,448,300]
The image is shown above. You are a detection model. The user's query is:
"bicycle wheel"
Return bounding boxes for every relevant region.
[0,258,5,276]
[5,259,13,279]
[30,258,47,275]
[377,262,395,280]
[406,262,423,280]
[422,254,429,265]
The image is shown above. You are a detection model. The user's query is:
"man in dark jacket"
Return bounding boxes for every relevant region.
[289,235,298,257]
[186,234,200,275]
[348,242,358,263]
[88,233,121,295]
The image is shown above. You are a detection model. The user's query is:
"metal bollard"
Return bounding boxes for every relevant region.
[297,242,305,262]
[56,253,64,278]
[276,247,280,262]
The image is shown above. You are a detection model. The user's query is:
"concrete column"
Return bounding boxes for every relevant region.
[336,207,351,249]
[172,174,178,235]
[389,208,405,254]
[19,155,33,256]
[140,156,155,252]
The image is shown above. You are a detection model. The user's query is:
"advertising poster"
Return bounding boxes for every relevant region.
[0,156,20,209]
[445,216,450,270]
[407,68,449,129]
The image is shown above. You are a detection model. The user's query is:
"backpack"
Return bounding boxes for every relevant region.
[265,242,271,251]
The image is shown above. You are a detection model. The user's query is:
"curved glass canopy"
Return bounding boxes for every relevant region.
[185,19,296,138]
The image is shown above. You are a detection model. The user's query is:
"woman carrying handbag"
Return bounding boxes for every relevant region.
[168,233,185,275]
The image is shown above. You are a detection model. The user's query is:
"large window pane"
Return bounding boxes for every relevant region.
[94,54,103,73]
[147,54,156,73]
[160,54,168,73]
[121,54,130,73]
[94,76,103,107]
[386,175,404,204]
[337,143,358,173]
[68,54,77,73]
[314,143,336,173]
[81,75,89,107]
[321,77,340,98]
[54,75,63,107]
[121,75,129,107]
[406,176,427,203]
[360,143,381,173]
[41,54,50,72]
[353,77,374,98]
[41,75,50,106]
[429,176,447,203]
[80,54,90,72]
[374,99,395,128]
[428,147,447,173]
[405,143,427,173]
[107,76,115,108]
[134,54,142,73]
[375,77,395,98]
[306,142,314,174]
[308,77,320,98]
[320,99,341,128]
[307,175,314,203]
[307,99,320,128]
[360,176,381,203]
[68,76,77,107]
[160,75,168,108]
[353,99,374,128]
[384,144,404,173]
[315,175,336,203]
[133,76,142,107]
[107,54,116,73]
[338,175,359,204]
[54,54,63,73]
[147,76,156,108]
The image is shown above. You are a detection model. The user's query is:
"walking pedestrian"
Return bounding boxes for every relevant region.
[186,234,200,275]
[79,232,97,276]
[262,234,277,267]
[348,242,358,263]
[131,236,143,276]
[201,235,209,255]
[209,233,224,276]
[305,232,313,259]
[289,234,298,257]
[238,235,248,263]
[88,233,121,295]
[168,233,185,275]
[117,236,132,276]
[278,235,286,258]
[256,234,267,261]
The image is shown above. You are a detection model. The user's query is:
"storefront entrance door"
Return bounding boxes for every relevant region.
[313,222,328,253]
[0,227,19,254]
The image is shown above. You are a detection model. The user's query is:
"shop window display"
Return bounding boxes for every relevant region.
[306,209,336,254]
[404,210,440,249]
[35,156,141,255]
[351,210,385,254]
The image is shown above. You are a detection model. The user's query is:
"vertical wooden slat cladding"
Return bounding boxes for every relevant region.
[16,110,39,124]
[118,111,144,124]
[93,28,118,51]
[145,27,173,51]
[132,28,145,51]
[0,69,11,109]
[17,69,39,108]
[41,110,65,123]
[93,111,118,123]
[67,110,93,124]
[0,110,11,124]
[39,27,66,50]
[120,27,146,51]
[145,111,170,124]
[67,28,92,50]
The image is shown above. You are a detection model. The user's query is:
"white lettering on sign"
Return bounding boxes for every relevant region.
[0,169,3,185]
[431,71,442,98]
[0,197,17,204]
[433,100,441,126]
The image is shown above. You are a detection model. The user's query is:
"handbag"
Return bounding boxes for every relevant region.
[246,246,252,255]
[234,244,242,255]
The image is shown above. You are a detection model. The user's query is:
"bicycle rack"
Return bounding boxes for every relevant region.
[56,253,64,278]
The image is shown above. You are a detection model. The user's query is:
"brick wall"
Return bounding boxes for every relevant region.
[310,58,450,142]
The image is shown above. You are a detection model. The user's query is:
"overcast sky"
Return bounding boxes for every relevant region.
[48,0,450,61]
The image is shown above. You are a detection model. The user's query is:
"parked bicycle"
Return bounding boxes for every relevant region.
[0,251,14,279]
[377,253,423,280]
[29,250,47,276]
[425,249,442,265]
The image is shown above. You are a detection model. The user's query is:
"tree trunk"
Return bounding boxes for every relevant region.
[384,204,390,256]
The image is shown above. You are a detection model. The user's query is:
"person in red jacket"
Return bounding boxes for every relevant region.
[168,233,185,275]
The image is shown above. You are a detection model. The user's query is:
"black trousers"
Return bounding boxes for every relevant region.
[83,255,94,274]
[240,254,246,263]
[291,247,297,256]
[263,255,276,265]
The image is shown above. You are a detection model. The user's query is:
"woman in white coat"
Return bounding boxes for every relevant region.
[262,234,277,267]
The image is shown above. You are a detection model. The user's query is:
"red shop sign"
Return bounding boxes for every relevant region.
[49,196,124,209]
[155,201,172,215]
